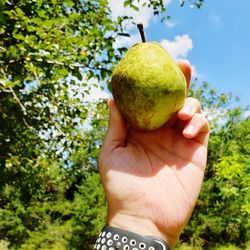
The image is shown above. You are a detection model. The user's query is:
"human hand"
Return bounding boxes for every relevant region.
[98,61,209,249]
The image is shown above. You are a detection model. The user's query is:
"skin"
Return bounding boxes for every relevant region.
[98,60,209,249]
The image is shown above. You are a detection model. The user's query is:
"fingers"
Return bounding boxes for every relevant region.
[177,60,192,89]
[178,97,202,120]
[102,99,127,152]
[183,113,209,137]
[175,97,209,146]
[183,113,210,146]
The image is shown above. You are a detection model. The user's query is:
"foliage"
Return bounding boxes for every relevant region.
[0,97,108,249]
[18,171,107,250]
[210,245,242,250]
[179,83,250,249]
[0,0,133,248]
[176,243,243,250]
[2,0,248,249]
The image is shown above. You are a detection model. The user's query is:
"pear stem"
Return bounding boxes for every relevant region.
[137,23,146,43]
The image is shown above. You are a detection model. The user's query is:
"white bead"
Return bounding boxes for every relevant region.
[130,239,136,246]
[107,239,113,246]
[106,232,112,238]
[139,243,146,249]
[102,231,106,237]
[101,238,106,244]
[113,234,120,240]
[122,237,128,243]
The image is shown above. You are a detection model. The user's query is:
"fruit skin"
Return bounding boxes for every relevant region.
[111,42,187,131]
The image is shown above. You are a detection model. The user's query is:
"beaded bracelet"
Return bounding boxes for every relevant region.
[94,226,171,250]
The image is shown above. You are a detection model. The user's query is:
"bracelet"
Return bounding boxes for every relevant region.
[94,226,171,250]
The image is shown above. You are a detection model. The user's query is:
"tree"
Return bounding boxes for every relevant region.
[179,83,250,249]
[0,100,109,249]
[0,0,205,167]
[0,1,217,249]
[0,0,127,248]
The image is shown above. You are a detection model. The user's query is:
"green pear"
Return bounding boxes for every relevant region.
[111,24,187,131]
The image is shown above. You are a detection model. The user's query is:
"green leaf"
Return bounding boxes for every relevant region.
[13,33,25,40]
[64,0,74,7]
[130,4,139,11]
[0,3,6,24]
[123,0,131,7]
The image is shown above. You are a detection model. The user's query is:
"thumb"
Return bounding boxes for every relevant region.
[102,99,127,152]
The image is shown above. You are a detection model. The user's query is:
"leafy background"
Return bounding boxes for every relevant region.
[0,0,249,249]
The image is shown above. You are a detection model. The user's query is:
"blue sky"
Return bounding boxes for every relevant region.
[108,0,250,108]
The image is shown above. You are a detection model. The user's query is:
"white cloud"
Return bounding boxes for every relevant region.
[66,74,110,103]
[108,0,150,30]
[108,0,172,30]
[113,32,141,49]
[160,35,203,80]
[80,77,110,103]
[203,107,227,128]
[244,110,250,118]
[84,85,110,103]
[109,0,174,49]
[160,34,193,61]
[190,65,203,79]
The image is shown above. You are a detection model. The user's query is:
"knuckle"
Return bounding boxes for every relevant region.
[193,113,203,123]
[187,97,201,109]
[194,113,206,122]
[194,113,210,130]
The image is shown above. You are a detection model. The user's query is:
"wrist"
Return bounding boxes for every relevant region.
[107,212,178,249]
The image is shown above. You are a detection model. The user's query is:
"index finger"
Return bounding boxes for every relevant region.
[177,60,192,90]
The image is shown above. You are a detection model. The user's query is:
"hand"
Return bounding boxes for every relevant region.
[98,61,209,249]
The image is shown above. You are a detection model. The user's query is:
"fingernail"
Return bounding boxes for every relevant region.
[181,106,193,115]
[184,124,194,134]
